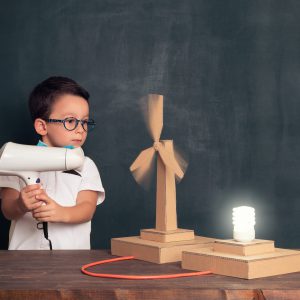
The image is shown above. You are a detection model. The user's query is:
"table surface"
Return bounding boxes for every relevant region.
[0,250,299,300]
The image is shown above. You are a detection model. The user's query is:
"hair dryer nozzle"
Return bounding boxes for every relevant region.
[65,147,85,171]
[0,142,85,173]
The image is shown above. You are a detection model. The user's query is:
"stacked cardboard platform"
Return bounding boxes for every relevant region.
[182,239,300,279]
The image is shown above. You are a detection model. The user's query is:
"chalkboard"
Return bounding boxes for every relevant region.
[0,0,300,249]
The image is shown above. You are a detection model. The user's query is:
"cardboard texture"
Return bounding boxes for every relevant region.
[156,141,177,231]
[111,236,214,264]
[213,239,275,256]
[111,95,213,263]
[140,228,195,243]
[182,239,300,279]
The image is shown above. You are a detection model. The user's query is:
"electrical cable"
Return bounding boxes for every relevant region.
[81,256,212,280]
[36,221,52,250]
[43,222,52,250]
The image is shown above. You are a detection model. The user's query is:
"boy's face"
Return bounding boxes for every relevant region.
[36,94,90,148]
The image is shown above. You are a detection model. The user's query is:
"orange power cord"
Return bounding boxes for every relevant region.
[81,256,212,280]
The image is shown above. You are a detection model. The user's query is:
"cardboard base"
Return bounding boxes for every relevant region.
[140,228,195,243]
[111,235,214,264]
[182,239,300,279]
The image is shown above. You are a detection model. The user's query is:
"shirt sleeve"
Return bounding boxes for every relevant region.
[0,175,24,192]
[78,157,105,205]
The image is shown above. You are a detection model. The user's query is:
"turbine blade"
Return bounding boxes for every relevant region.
[131,155,156,190]
[158,146,184,179]
[130,147,156,190]
[130,147,155,172]
[141,94,163,142]
[173,145,188,182]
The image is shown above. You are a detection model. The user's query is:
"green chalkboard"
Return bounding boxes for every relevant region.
[1,0,300,249]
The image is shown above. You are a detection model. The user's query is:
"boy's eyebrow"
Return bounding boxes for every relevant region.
[62,113,90,119]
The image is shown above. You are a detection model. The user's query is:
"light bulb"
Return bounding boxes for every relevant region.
[232,206,255,242]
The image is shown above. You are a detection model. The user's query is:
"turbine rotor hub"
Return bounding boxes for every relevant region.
[153,141,161,151]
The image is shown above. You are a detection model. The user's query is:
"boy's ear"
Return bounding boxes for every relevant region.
[34,118,48,136]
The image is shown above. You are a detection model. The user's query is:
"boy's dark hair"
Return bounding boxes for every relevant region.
[28,76,90,122]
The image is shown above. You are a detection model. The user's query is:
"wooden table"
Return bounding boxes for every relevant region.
[0,250,299,300]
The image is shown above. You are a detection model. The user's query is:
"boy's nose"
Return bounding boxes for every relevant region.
[75,124,84,133]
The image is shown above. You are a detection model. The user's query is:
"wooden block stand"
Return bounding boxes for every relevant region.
[182,239,300,279]
[111,229,214,264]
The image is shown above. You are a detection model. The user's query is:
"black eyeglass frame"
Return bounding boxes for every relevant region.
[45,117,96,132]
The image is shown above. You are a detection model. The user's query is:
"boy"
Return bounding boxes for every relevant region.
[0,76,105,250]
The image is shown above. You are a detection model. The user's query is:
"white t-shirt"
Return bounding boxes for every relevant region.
[0,156,105,250]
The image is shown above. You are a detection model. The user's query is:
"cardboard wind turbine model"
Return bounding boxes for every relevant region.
[111,94,214,264]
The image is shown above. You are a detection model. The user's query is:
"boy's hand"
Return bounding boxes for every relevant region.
[32,190,66,223]
[18,184,44,213]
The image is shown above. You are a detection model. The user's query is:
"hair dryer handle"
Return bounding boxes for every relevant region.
[18,172,40,186]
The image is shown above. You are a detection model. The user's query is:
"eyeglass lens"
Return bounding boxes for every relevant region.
[64,117,94,131]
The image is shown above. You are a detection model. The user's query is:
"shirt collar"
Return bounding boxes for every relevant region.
[37,140,74,149]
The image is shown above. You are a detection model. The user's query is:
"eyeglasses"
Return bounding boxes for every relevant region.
[45,117,96,132]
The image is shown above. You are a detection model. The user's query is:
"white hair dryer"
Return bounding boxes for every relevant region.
[0,142,85,250]
[0,142,84,185]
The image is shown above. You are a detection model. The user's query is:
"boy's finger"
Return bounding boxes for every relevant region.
[32,204,52,214]
[35,194,51,203]
[28,201,43,210]
[24,184,41,192]
[30,201,44,211]
[27,189,43,199]
[33,211,52,219]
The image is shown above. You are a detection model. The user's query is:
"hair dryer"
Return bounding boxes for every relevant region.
[0,142,84,185]
[0,142,85,250]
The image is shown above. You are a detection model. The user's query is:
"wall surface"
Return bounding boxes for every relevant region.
[0,0,299,249]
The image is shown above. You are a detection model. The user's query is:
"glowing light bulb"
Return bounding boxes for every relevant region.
[232,206,255,242]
